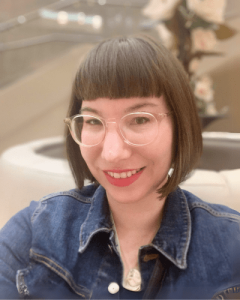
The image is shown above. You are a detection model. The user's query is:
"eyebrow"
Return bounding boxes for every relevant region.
[124,103,159,113]
[80,107,99,114]
[80,103,159,115]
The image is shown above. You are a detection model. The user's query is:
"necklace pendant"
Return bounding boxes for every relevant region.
[124,268,141,291]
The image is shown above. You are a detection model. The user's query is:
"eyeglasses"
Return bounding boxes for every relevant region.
[64,112,171,147]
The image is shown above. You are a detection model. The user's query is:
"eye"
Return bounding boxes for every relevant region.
[85,118,102,125]
[134,117,150,125]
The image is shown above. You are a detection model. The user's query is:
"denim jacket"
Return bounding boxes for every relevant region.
[0,184,240,299]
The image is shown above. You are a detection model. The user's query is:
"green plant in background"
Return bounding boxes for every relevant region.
[142,0,236,115]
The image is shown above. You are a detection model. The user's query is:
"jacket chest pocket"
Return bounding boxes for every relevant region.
[16,260,91,299]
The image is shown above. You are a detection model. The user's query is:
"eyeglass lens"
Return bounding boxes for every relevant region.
[72,113,159,146]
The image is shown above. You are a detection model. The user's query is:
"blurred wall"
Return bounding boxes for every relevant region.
[0,44,93,154]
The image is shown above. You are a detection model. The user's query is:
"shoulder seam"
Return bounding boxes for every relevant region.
[40,191,92,204]
[31,201,46,223]
[189,202,240,221]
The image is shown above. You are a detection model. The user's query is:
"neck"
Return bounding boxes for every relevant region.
[108,191,166,236]
[108,190,166,276]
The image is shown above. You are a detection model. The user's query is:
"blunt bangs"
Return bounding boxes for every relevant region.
[75,36,165,100]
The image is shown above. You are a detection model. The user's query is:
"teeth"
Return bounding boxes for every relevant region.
[127,171,132,177]
[107,168,142,179]
[120,172,127,178]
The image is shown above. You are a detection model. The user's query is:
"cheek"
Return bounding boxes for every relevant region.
[149,126,174,166]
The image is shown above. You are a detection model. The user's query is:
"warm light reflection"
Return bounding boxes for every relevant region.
[57,11,68,25]
[39,9,102,29]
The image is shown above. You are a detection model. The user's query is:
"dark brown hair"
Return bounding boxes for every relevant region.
[65,34,202,198]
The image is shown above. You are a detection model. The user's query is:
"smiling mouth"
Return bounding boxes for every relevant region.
[103,167,145,187]
[106,167,144,179]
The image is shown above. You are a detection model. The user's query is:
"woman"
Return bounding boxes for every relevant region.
[0,35,240,299]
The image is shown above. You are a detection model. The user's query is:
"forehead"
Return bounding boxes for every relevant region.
[81,96,168,116]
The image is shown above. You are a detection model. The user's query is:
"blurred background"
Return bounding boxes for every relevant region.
[0,0,240,227]
[0,0,240,154]
[0,0,149,154]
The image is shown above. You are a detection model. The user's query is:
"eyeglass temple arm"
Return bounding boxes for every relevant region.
[64,118,71,126]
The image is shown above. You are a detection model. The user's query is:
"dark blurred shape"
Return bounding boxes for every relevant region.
[199,113,227,128]
[199,132,240,171]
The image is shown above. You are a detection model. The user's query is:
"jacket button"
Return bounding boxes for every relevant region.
[108,282,119,294]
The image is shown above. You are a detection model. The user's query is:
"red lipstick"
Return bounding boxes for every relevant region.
[103,168,144,187]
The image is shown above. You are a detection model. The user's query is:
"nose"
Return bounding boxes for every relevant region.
[101,123,132,163]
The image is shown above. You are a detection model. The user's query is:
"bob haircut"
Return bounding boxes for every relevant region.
[65,34,202,199]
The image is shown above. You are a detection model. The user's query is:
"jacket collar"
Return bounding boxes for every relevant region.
[150,187,191,269]
[79,186,113,253]
[78,185,191,270]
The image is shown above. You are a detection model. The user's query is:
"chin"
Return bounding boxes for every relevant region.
[107,188,146,205]
[105,179,159,204]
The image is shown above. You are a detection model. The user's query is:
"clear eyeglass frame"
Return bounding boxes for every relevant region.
[64,111,172,147]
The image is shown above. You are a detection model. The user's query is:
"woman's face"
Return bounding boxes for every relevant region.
[80,96,174,204]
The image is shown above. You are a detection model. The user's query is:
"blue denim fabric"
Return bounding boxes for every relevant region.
[0,184,240,299]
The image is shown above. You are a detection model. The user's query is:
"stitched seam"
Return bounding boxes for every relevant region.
[30,249,68,274]
[31,202,47,223]
[150,188,191,269]
[32,254,87,298]
[150,245,186,270]
[190,203,240,221]
[79,197,95,249]
[30,249,90,298]
[35,257,85,297]
[79,188,112,252]
[178,189,192,267]
[40,191,92,203]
